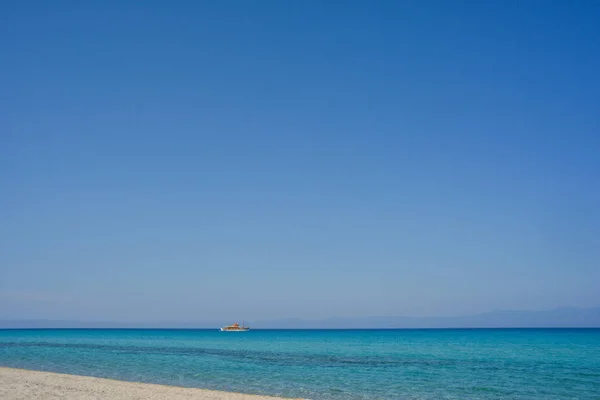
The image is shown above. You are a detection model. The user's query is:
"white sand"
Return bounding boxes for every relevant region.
[0,367,298,400]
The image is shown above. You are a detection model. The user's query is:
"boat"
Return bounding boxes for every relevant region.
[220,322,250,332]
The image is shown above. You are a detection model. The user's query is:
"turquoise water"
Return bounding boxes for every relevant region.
[1,329,599,399]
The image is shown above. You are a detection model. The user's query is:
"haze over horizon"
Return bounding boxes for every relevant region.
[2,307,600,329]
[2,1,599,322]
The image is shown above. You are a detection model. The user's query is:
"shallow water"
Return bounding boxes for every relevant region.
[1,329,599,399]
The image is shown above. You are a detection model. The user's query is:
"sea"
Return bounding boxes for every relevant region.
[1,328,599,399]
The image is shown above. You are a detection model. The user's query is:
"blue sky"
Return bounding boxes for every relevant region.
[1,1,599,322]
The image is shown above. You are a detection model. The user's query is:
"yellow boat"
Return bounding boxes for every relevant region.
[220,322,250,332]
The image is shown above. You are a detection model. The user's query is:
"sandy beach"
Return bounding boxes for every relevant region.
[0,367,297,400]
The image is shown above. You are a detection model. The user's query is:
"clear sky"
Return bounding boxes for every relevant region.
[1,1,599,322]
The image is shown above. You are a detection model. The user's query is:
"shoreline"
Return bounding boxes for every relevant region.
[0,367,300,400]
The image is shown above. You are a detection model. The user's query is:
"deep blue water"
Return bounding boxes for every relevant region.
[1,329,599,399]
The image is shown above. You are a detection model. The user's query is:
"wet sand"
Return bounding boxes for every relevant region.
[0,367,298,400]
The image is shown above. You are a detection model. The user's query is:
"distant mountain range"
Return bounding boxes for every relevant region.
[1,307,599,329]
[257,307,600,329]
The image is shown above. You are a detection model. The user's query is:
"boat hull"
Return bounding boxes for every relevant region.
[220,327,250,332]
